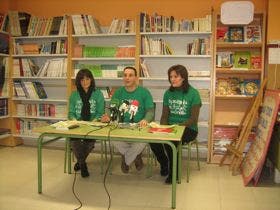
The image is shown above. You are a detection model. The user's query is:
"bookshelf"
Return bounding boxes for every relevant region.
[139,13,213,147]
[210,13,266,164]
[8,13,69,140]
[0,30,18,146]
[70,15,137,100]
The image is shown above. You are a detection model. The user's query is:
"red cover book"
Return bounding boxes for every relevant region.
[148,127,174,134]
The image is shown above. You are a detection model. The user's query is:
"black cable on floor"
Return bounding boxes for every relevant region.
[72,171,82,210]
[103,125,118,210]
[71,123,110,210]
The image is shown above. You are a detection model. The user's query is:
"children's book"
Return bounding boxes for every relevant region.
[216,51,234,68]
[241,79,260,96]
[228,26,244,42]
[244,25,261,43]
[234,51,251,69]
[216,26,228,42]
[250,52,262,69]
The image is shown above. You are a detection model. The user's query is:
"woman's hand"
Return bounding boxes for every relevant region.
[100,114,110,123]
[139,119,148,127]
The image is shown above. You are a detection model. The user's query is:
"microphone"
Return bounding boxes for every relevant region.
[109,99,119,122]
[129,100,139,123]
[119,100,129,123]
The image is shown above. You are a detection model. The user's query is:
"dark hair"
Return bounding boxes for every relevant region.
[167,64,190,92]
[123,66,137,77]
[75,68,96,90]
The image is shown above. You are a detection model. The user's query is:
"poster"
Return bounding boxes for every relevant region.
[241,90,280,186]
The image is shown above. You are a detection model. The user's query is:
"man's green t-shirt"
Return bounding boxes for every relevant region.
[163,85,201,131]
[112,86,154,123]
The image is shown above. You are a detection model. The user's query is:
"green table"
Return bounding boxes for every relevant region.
[34,124,185,209]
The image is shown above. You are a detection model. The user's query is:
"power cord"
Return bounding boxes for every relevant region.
[103,124,118,210]
[71,123,110,210]
[72,171,82,210]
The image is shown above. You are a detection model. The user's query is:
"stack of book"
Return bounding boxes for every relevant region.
[72,14,102,35]
[141,36,173,55]
[108,18,135,33]
[216,51,261,69]
[13,80,48,99]
[216,78,260,96]
[216,25,261,43]
[140,12,211,33]
[17,103,66,118]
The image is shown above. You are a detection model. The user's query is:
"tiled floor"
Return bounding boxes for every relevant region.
[0,146,279,210]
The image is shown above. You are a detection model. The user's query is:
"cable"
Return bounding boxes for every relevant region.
[72,171,82,210]
[71,123,110,210]
[103,124,118,210]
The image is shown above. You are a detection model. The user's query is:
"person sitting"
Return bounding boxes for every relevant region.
[150,64,201,184]
[101,66,154,173]
[68,69,105,177]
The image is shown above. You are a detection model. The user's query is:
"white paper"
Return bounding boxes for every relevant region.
[269,48,280,64]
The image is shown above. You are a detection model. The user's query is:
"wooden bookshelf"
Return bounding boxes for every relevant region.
[209,12,266,164]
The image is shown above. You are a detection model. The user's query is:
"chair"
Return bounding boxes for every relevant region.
[180,138,200,182]
[145,144,157,178]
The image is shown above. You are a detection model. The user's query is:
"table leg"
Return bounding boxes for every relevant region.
[169,142,177,209]
[37,135,43,193]
[67,138,71,174]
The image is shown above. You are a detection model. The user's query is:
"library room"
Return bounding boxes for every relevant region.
[0,0,279,209]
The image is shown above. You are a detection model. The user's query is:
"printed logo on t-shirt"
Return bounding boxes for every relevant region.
[168,99,188,115]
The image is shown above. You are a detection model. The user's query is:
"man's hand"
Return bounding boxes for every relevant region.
[139,119,148,127]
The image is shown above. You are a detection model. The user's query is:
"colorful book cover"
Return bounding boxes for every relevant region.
[216,26,228,42]
[241,79,260,96]
[234,51,251,69]
[216,51,234,68]
[148,127,174,134]
[244,25,261,43]
[250,52,262,69]
[228,26,244,42]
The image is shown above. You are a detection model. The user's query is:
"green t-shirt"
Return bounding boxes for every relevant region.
[112,86,154,123]
[163,85,201,131]
[68,89,105,121]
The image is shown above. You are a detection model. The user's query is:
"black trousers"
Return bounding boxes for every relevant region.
[70,139,96,164]
[150,127,198,176]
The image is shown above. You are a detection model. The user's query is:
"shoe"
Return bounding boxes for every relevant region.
[160,165,169,176]
[80,163,89,178]
[74,162,80,171]
[135,154,144,171]
[121,155,129,173]
[165,175,172,184]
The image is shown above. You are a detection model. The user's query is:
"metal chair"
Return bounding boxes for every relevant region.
[181,138,200,182]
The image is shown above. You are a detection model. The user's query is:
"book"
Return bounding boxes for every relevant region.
[216,51,234,68]
[216,26,228,42]
[0,128,10,135]
[244,25,261,43]
[233,51,251,69]
[241,79,260,96]
[148,127,174,134]
[0,33,9,54]
[50,120,80,130]
[250,52,262,69]
[228,26,244,42]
